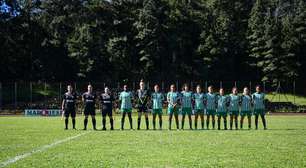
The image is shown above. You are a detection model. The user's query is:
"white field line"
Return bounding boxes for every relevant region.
[0,131,89,167]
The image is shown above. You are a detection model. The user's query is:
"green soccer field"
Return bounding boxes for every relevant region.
[0,115,306,168]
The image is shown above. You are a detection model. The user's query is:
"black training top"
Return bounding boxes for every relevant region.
[100,93,114,110]
[82,92,96,109]
[63,92,77,110]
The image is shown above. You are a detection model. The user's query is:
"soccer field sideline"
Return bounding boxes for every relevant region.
[0,115,306,167]
[0,132,89,167]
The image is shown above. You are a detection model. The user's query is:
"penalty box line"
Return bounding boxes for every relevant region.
[0,131,90,167]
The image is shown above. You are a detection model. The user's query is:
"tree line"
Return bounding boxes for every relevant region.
[1,0,305,84]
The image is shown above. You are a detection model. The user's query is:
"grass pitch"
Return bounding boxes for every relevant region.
[0,115,306,168]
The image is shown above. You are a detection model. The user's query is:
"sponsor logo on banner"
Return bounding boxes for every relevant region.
[25,109,61,116]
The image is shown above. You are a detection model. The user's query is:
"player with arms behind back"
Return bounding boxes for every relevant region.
[206,85,217,129]
[119,85,133,130]
[100,86,114,130]
[136,80,150,130]
[61,85,77,130]
[151,84,164,130]
[193,85,206,130]
[82,84,97,130]
[216,88,228,130]
[181,84,193,130]
[229,87,240,130]
[252,85,267,130]
[240,87,252,129]
[167,84,180,130]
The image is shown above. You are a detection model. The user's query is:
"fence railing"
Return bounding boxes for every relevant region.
[0,80,305,112]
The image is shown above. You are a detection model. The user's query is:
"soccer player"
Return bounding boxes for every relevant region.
[151,84,164,130]
[193,85,205,130]
[136,80,150,130]
[61,85,77,130]
[119,85,133,130]
[216,88,228,130]
[240,87,252,129]
[167,84,180,130]
[252,85,267,130]
[181,84,193,130]
[100,86,114,130]
[82,84,97,130]
[229,87,240,130]
[206,85,217,129]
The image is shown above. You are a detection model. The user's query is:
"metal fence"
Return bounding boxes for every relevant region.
[0,80,305,112]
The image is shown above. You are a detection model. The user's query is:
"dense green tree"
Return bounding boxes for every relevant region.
[105,0,141,81]
[134,0,168,79]
[247,0,267,80]
[260,0,302,84]
[261,8,283,83]
[166,0,204,80]
[293,0,306,79]
[280,15,300,82]
[0,0,305,82]
[67,0,114,80]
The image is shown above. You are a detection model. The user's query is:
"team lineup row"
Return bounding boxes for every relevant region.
[61,80,267,131]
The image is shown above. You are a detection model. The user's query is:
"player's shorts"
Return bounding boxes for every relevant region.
[152,109,162,115]
[137,106,148,113]
[181,107,192,115]
[64,108,76,118]
[253,109,265,115]
[194,109,204,115]
[168,107,179,115]
[217,111,227,117]
[84,107,95,116]
[102,108,112,117]
[229,110,239,116]
[121,108,132,113]
[240,110,252,117]
[206,109,216,115]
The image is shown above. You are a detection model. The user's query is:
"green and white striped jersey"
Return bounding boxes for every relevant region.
[193,93,206,110]
[167,91,180,108]
[151,92,164,109]
[241,94,252,111]
[217,95,229,112]
[181,91,192,108]
[229,94,240,111]
[206,93,217,110]
[252,92,265,110]
[119,91,133,109]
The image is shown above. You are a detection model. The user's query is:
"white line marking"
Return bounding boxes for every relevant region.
[0,131,89,167]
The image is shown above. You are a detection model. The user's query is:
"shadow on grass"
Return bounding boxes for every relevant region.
[264,128,306,131]
[63,128,306,132]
